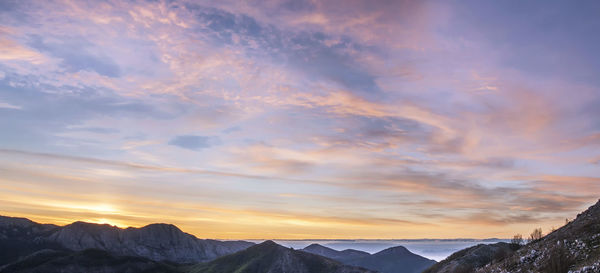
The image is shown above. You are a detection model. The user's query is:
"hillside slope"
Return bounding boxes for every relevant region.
[0,216,64,265]
[476,199,600,273]
[0,248,182,273]
[422,242,516,273]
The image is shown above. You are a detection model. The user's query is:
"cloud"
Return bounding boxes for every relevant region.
[27,35,122,78]
[168,135,220,151]
[226,143,315,175]
[0,36,45,64]
[0,101,21,110]
[66,126,119,134]
[0,0,599,239]
[222,126,241,134]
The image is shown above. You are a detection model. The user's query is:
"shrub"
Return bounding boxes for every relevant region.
[528,228,543,243]
[543,243,574,273]
[454,264,474,273]
[493,247,508,262]
[510,234,523,250]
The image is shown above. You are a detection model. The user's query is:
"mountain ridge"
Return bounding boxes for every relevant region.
[302,243,370,263]
[189,240,376,273]
[302,243,436,273]
[0,215,254,264]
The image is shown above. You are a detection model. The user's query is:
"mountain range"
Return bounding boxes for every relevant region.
[3,199,600,273]
[189,240,375,273]
[302,243,435,273]
[0,216,252,265]
[0,216,434,273]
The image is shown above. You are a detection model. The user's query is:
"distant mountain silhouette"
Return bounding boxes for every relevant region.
[0,216,253,265]
[351,246,435,273]
[302,243,370,263]
[189,240,375,273]
[302,243,435,273]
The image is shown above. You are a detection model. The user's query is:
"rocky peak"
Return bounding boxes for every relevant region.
[374,246,411,256]
[252,240,287,251]
[304,243,337,254]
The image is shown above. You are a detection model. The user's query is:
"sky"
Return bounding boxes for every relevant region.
[0,0,599,240]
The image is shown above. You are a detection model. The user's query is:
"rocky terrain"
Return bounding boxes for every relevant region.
[422,242,517,273]
[421,199,600,273]
[189,240,376,273]
[474,199,600,273]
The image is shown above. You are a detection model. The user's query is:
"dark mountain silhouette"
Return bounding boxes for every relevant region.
[422,242,516,273]
[0,216,254,265]
[301,243,435,273]
[302,243,370,263]
[0,248,183,273]
[0,216,64,265]
[189,240,376,273]
[350,246,436,273]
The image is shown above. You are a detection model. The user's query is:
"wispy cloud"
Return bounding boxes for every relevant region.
[0,101,21,110]
[0,0,598,239]
[168,135,220,151]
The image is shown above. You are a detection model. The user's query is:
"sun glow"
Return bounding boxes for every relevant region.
[53,203,119,214]
[87,217,128,228]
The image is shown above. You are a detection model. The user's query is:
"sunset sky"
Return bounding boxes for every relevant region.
[0,0,599,239]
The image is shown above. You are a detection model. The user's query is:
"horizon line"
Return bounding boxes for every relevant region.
[0,213,511,241]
